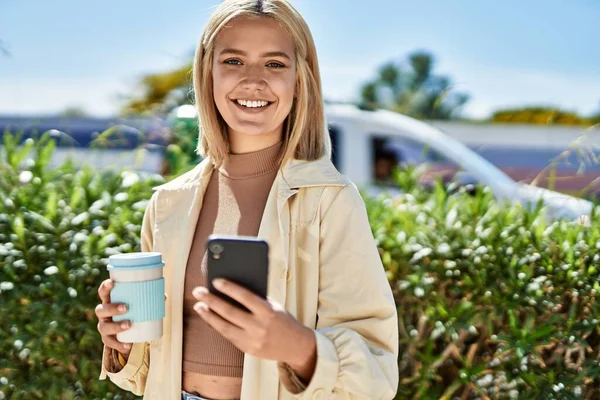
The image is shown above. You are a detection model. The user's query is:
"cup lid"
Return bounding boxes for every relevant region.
[108,252,163,268]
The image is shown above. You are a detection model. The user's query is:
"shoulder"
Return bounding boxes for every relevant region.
[319,181,365,221]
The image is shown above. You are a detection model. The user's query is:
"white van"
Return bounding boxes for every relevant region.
[325,103,592,220]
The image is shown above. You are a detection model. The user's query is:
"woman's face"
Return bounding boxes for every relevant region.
[212,16,296,144]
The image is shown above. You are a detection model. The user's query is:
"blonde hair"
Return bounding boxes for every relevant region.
[192,0,330,166]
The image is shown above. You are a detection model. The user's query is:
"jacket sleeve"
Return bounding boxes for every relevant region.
[98,190,158,396]
[281,184,400,399]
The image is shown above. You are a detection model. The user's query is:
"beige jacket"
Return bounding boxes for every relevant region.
[99,156,399,399]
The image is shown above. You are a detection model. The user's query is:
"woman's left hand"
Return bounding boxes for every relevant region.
[192,279,317,382]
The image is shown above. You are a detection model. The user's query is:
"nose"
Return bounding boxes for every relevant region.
[240,65,267,91]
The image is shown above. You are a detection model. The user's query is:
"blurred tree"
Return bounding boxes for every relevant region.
[58,106,88,118]
[490,106,597,126]
[120,62,193,116]
[359,50,470,120]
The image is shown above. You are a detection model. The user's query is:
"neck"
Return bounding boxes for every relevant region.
[228,127,283,154]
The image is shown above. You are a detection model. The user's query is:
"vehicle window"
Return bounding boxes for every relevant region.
[371,135,471,188]
[328,124,341,169]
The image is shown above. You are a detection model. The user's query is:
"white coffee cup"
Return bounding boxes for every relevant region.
[108,252,165,343]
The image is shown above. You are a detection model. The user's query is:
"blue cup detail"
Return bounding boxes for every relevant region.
[111,277,165,323]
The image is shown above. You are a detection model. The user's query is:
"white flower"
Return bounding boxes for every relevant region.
[527,282,540,292]
[0,377,7,385]
[468,325,478,335]
[71,212,89,226]
[436,243,451,255]
[132,200,149,211]
[68,287,78,298]
[49,321,58,329]
[73,232,88,243]
[114,192,129,202]
[44,266,59,275]
[396,231,406,243]
[409,329,418,337]
[102,233,118,245]
[0,282,14,291]
[19,171,33,184]
[484,291,492,297]
[518,272,526,279]
[14,340,23,349]
[445,208,457,228]
[121,171,140,188]
[410,248,432,263]
[444,260,456,269]
[509,389,519,399]
[89,199,105,210]
[445,270,453,277]
[18,348,30,360]
[422,276,435,285]
[414,287,425,298]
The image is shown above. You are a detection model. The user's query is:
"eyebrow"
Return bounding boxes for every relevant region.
[219,48,292,60]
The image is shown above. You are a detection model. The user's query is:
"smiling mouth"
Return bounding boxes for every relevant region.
[233,99,274,109]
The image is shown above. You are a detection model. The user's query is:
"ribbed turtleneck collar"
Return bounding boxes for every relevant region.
[217,141,283,179]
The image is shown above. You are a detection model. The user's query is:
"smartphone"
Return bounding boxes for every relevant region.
[206,235,269,311]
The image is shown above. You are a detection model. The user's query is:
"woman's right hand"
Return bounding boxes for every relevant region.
[96,278,133,356]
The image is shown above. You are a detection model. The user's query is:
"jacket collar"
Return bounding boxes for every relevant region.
[152,155,346,192]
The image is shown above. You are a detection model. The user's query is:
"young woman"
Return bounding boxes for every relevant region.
[95,1,399,399]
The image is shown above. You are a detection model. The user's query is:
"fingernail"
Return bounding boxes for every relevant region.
[121,322,130,329]
[213,279,224,289]
[118,305,127,313]
[194,302,208,313]
[107,280,113,288]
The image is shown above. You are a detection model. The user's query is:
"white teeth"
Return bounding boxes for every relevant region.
[236,99,269,108]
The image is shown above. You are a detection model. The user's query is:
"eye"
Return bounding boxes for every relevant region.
[266,62,285,69]
[224,59,242,65]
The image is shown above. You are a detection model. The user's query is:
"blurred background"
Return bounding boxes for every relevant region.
[2,1,600,399]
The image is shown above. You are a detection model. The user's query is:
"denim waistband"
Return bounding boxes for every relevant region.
[182,390,210,400]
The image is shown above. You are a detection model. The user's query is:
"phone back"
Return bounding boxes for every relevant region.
[206,235,269,310]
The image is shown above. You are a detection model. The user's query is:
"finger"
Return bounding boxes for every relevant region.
[195,303,244,343]
[212,279,268,315]
[98,279,113,304]
[95,303,128,320]
[98,320,132,336]
[193,292,255,330]
[103,336,132,354]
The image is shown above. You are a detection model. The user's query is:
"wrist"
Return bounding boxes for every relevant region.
[285,327,317,380]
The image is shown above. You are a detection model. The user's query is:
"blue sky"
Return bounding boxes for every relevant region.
[1,0,599,118]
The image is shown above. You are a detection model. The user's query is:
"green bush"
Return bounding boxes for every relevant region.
[365,169,600,399]
[1,133,600,399]
[0,132,163,399]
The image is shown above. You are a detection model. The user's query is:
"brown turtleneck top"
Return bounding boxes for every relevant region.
[181,141,282,382]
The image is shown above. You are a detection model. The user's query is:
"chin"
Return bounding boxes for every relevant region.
[232,124,274,136]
